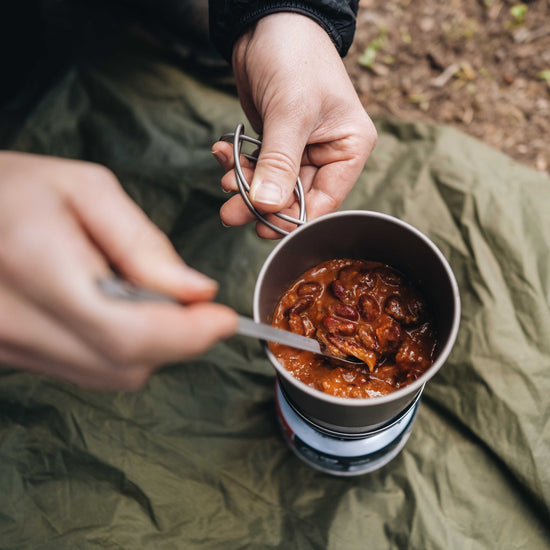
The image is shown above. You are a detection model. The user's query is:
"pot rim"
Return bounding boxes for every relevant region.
[253,210,461,408]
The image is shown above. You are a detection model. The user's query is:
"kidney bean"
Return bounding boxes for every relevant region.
[358,325,380,352]
[339,321,358,337]
[331,303,359,321]
[288,312,305,335]
[288,313,316,338]
[322,315,357,336]
[358,294,380,322]
[286,295,314,315]
[316,330,347,359]
[330,280,349,303]
[322,315,339,334]
[375,266,404,286]
[384,295,409,323]
[356,270,376,289]
[385,294,427,325]
[297,281,322,297]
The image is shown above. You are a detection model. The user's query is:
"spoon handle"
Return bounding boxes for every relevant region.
[97,277,322,353]
[236,315,322,354]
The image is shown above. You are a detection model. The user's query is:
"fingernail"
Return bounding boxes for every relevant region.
[250,181,282,206]
[212,147,227,165]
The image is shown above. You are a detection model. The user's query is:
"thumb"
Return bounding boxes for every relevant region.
[249,120,308,212]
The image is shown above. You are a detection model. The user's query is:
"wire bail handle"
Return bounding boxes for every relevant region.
[219,124,307,236]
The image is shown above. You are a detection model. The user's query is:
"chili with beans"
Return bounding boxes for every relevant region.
[270,259,437,398]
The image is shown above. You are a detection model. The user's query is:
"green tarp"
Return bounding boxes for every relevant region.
[1,35,549,549]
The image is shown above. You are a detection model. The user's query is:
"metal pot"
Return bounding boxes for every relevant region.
[253,210,461,434]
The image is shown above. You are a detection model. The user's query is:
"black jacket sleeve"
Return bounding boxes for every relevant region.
[208,0,359,63]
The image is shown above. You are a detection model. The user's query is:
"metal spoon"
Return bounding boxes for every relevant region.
[97,277,362,365]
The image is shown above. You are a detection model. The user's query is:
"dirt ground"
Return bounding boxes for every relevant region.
[345,0,550,175]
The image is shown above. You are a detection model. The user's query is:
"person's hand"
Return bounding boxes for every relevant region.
[0,152,238,390]
[212,12,377,239]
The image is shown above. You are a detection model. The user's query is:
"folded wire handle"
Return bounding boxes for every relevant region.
[218,123,307,236]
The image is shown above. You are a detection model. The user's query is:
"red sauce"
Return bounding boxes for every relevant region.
[270,259,437,398]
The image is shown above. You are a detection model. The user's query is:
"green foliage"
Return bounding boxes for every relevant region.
[509,4,528,25]
[358,28,388,69]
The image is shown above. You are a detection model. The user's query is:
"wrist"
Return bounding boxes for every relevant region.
[210,0,358,62]
[232,12,336,71]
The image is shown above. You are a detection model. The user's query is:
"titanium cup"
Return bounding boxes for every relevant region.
[253,210,461,435]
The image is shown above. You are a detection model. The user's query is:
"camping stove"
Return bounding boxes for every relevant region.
[275,381,421,476]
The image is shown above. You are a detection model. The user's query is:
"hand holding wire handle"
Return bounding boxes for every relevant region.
[218,124,307,236]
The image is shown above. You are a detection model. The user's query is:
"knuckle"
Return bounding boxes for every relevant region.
[99,328,146,365]
[81,162,119,190]
[259,149,299,180]
[316,189,340,214]
[324,191,341,212]
[346,110,378,149]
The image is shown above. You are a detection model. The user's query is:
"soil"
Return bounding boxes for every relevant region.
[344,0,550,175]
